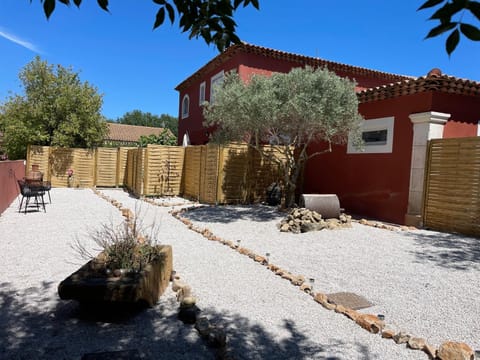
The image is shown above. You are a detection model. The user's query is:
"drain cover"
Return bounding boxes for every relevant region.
[326,292,373,310]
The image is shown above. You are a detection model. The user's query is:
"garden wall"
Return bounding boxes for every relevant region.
[0,160,25,215]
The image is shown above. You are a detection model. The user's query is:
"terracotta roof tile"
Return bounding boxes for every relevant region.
[175,42,410,91]
[106,123,168,142]
[357,73,480,103]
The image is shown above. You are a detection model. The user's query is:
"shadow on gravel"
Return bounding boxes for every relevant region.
[405,231,480,270]
[184,204,283,224]
[0,282,371,360]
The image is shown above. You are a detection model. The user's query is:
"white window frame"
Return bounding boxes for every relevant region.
[210,70,224,104]
[347,116,395,154]
[477,120,480,136]
[181,94,190,119]
[199,81,206,106]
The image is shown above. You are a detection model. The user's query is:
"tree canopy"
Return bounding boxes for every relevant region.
[203,67,363,207]
[0,56,107,159]
[419,0,480,55]
[115,110,178,137]
[32,0,259,51]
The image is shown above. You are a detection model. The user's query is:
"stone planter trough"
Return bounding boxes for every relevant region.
[58,245,172,307]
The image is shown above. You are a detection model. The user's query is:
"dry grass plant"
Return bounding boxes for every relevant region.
[72,205,163,274]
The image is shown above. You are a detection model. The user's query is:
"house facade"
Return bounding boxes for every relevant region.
[176,43,480,225]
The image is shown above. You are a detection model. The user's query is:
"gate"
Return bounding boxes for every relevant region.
[423,137,480,236]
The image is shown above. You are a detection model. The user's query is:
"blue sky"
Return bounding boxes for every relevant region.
[0,1,479,120]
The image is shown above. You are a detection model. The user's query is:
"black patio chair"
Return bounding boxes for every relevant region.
[17,179,46,214]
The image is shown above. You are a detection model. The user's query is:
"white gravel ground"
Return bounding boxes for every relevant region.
[0,188,478,359]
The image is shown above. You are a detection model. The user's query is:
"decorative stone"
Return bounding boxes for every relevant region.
[290,275,305,286]
[267,264,279,272]
[172,279,187,292]
[180,296,197,308]
[178,305,200,324]
[422,343,437,359]
[280,223,290,232]
[381,329,396,339]
[355,314,384,334]
[343,308,361,321]
[281,272,295,281]
[207,327,227,348]
[176,285,192,302]
[408,337,426,350]
[334,304,347,314]
[300,283,312,293]
[313,293,328,305]
[195,316,211,337]
[437,341,474,360]
[393,331,411,344]
[254,255,267,264]
[237,247,252,256]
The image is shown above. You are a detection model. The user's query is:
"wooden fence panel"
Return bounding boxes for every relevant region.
[73,149,95,187]
[117,147,131,187]
[95,148,118,187]
[48,147,75,187]
[218,143,249,203]
[200,145,220,204]
[424,137,480,236]
[183,146,203,200]
[143,145,185,196]
[27,145,51,180]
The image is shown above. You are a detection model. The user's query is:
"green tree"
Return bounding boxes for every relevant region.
[419,0,480,55]
[32,0,259,51]
[116,110,178,137]
[138,130,177,147]
[203,67,362,207]
[0,56,107,159]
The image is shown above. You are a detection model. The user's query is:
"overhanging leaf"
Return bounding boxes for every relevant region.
[97,0,109,11]
[460,23,480,40]
[446,28,460,55]
[43,0,55,19]
[468,1,480,21]
[73,0,82,7]
[425,21,457,38]
[154,7,166,29]
[418,0,445,11]
[165,3,175,23]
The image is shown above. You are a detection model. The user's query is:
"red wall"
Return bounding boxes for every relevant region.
[178,52,399,145]
[433,93,480,138]
[304,91,479,224]
[0,160,25,215]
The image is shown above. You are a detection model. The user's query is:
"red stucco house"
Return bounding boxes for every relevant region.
[175,43,480,225]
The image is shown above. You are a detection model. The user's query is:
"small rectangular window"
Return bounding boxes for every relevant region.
[210,71,224,104]
[347,117,394,154]
[362,129,388,145]
[199,82,206,105]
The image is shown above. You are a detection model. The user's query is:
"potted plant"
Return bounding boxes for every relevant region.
[58,216,172,307]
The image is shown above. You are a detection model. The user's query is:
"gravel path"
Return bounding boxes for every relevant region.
[0,188,477,359]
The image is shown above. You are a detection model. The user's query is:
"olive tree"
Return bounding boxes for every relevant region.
[0,56,107,159]
[203,67,363,207]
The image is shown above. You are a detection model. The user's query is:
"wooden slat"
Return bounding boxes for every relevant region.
[424,137,480,237]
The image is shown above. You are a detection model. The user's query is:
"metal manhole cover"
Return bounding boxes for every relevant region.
[326,292,373,310]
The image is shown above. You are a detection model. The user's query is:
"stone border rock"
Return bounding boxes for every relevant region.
[166,205,474,360]
[92,190,232,359]
[95,190,474,360]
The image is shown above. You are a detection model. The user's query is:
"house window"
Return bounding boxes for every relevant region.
[347,116,395,154]
[210,70,224,104]
[199,82,206,105]
[181,94,190,119]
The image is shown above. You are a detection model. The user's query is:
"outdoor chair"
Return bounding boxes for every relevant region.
[17,179,46,214]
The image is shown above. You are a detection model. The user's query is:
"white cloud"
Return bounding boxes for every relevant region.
[0,27,41,53]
